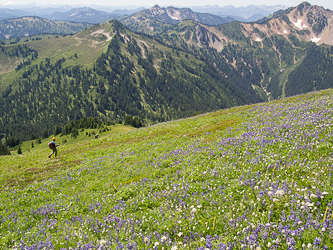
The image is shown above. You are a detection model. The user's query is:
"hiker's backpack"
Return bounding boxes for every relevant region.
[48,142,54,149]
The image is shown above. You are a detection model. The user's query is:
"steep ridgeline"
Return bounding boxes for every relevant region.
[121,5,233,35]
[154,2,333,100]
[0,16,90,41]
[0,20,254,141]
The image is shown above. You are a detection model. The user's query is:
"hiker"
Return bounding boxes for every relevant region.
[95,133,99,139]
[48,137,60,158]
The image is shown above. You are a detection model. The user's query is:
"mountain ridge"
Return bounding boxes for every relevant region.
[151,2,333,100]
[0,20,257,141]
[120,5,235,34]
[1,2,333,142]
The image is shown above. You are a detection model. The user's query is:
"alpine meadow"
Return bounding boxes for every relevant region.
[1,1,333,250]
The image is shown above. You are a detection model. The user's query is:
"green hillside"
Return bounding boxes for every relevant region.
[1,89,333,248]
[156,18,333,101]
[119,2,333,103]
[156,22,307,100]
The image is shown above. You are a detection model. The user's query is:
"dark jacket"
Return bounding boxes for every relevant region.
[50,141,57,148]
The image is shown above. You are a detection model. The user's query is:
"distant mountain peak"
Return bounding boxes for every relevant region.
[148,5,166,16]
[299,1,312,7]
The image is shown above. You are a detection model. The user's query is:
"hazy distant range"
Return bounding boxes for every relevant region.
[0,4,287,23]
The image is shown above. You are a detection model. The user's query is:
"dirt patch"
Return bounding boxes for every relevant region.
[91,29,113,41]
[74,142,89,149]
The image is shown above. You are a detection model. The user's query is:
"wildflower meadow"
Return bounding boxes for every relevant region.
[1,89,333,249]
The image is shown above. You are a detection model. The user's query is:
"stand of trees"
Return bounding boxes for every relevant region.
[0,142,10,155]
[124,115,143,128]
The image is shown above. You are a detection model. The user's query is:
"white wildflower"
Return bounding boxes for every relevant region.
[306,202,313,207]
[275,190,285,196]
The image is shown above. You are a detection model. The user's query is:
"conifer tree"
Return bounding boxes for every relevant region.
[0,142,11,155]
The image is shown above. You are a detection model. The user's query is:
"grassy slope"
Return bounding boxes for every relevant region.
[1,89,333,249]
[1,124,133,189]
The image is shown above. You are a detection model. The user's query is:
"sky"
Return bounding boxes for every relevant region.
[0,0,332,10]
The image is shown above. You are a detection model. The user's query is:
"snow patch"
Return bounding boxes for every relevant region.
[283,30,288,34]
[291,18,307,30]
[170,16,180,20]
[151,9,165,15]
[311,36,321,43]
[255,37,261,42]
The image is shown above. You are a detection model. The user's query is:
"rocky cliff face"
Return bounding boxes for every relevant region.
[246,2,333,46]
[179,2,333,50]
